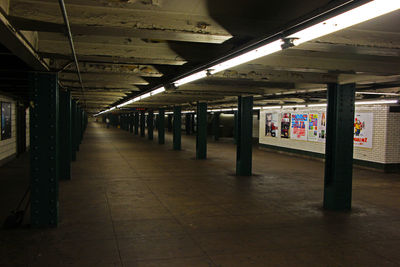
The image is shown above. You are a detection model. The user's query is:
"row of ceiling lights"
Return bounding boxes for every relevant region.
[136,99,397,115]
[94,0,400,117]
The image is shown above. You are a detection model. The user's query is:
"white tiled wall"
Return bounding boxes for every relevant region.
[385,110,400,164]
[259,105,399,164]
[0,95,16,162]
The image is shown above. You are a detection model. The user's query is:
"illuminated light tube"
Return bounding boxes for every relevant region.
[209,40,283,75]
[140,92,151,100]
[182,110,195,114]
[355,99,398,105]
[262,106,282,109]
[253,107,262,110]
[151,87,166,96]
[283,105,306,108]
[287,0,400,46]
[174,71,208,87]
[165,111,173,115]
[308,103,327,107]
[356,92,400,96]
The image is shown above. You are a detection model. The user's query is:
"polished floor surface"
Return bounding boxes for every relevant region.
[1,122,400,266]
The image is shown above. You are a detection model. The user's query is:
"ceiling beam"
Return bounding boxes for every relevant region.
[9,0,231,43]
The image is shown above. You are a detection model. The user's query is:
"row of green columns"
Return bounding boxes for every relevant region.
[122,83,355,211]
[30,72,89,227]
[59,91,71,180]
[71,100,77,161]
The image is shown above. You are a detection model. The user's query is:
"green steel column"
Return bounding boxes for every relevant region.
[324,83,355,210]
[148,111,154,140]
[77,106,82,147]
[233,111,238,144]
[167,114,172,132]
[185,114,191,135]
[213,112,220,141]
[158,109,165,144]
[191,114,196,133]
[134,112,139,135]
[129,113,134,133]
[59,91,71,180]
[140,111,145,137]
[71,100,77,161]
[29,72,59,227]
[236,96,253,176]
[81,109,84,140]
[173,106,181,150]
[196,103,207,159]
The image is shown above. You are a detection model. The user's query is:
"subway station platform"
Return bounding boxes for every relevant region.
[1,122,400,266]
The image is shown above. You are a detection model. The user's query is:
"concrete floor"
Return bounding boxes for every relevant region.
[1,122,400,266]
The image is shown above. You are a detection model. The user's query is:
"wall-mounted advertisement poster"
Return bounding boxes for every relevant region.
[280,113,291,138]
[308,113,319,141]
[290,113,308,141]
[354,113,373,148]
[318,112,326,142]
[265,113,279,137]
[1,102,12,140]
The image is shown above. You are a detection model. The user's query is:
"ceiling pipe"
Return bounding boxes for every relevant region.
[57,0,86,107]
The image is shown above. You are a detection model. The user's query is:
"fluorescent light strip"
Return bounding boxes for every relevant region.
[308,103,327,107]
[356,99,398,105]
[356,92,400,96]
[208,40,283,74]
[262,106,281,110]
[308,99,399,107]
[282,105,307,108]
[151,87,166,96]
[287,0,400,45]
[174,71,208,87]
[116,87,166,109]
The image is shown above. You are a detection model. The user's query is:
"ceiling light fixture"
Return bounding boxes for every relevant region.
[286,0,400,46]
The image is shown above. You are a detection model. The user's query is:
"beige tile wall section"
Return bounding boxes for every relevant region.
[259,105,398,164]
[0,95,16,162]
[385,110,400,164]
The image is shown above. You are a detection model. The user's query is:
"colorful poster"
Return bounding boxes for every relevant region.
[354,113,373,148]
[280,113,291,138]
[1,102,12,140]
[318,112,326,142]
[290,113,308,140]
[308,113,319,141]
[265,113,279,137]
